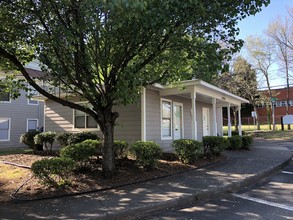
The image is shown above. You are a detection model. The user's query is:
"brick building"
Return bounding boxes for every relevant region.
[256,87,293,124]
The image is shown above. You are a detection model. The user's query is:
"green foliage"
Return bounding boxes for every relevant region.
[68,132,99,145]
[60,141,97,169]
[34,131,56,152]
[173,139,204,164]
[0,0,269,175]
[20,130,41,153]
[31,157,75,188]
[228,135,243,150]
[56,132,72,147]
[130,141,162,170]
[241,136,253,150]
[81,139,103,156]
[114,140,128,159]
[202,136,227,157]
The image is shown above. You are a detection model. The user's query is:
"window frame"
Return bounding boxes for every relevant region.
[27,85,39,105]
[73,103,99,130]
[173,102,184,140]
[0,118,11,141]
[160,98,173,140]
[27,118,39,132]
[0,88,11,103]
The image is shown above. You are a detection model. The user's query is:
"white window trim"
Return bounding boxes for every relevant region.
[0,118,11,141]
[173,102,184,139]
[72,102,100,131]
[27,118,39,132]
[161,98,173,140]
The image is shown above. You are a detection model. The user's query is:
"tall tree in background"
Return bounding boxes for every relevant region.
[266,14,293,129]
[216,56,260,130]
[245,35,276,130]
[0,0,270,176]
[233,57,260,130]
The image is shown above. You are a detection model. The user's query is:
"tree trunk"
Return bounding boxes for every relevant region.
[102,120,115,178]
[98,110,119,178]
[266,105,271,130]
[253,105,261,130]
[232,107,238,132]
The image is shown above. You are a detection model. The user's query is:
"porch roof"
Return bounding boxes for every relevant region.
[152,79,249,107]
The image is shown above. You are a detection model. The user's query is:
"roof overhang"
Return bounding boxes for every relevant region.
[152,79,249,106]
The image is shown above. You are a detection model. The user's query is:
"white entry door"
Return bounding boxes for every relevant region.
[173,103,183,140]
[202,107,210,136]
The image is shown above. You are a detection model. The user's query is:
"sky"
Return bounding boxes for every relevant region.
[236,0,293,88]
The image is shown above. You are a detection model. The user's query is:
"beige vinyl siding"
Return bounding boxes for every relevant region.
[45,101,76,133]
[0,90,44,149]
[45,100,141,144]
[113,103,141,143]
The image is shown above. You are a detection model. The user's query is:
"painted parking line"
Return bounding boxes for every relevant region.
[282,171,293,175]
[233,194,293,212]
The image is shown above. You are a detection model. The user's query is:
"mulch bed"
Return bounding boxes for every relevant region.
[0,152,226,204]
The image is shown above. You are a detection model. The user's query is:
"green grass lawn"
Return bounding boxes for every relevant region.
[223,124,293,140]
[223,124,292,132]
[0,148,32,156]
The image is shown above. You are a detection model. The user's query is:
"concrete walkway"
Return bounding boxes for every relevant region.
[0,138,292,220]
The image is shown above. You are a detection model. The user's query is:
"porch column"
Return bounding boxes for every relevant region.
[227,103,232,137]
[212,98,217,136]
[141,87,146,141]
[238,105,242,136]
[191,91,197,140]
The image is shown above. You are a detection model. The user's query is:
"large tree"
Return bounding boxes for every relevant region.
[0,0,269,176]
[216,56,260,130]
[245,35,276,130]
[266,15,293,129]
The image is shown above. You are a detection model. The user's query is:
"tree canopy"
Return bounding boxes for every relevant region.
[0,0,270,175]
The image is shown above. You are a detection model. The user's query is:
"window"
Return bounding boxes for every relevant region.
[27,119,38,131]
[0,87,10,102]
[0,118,10,141]
[161,99,172,139]
[27,86,39,105]
[73,104,98,129]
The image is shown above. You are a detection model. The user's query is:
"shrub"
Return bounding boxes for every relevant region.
[20,130,42,153]
[81,139,103,156]
[241,136,253,150]
[228,135,242,150]
[34,131,56,152]
[202,136,227,157]
[130,141,162,170]
[114,140,128,159]
[232,130,246,136]
[173,139,203,164]
[56,132,72,147]
[68,132,99,145]
[31,157,75,188]
[60,141,97,168]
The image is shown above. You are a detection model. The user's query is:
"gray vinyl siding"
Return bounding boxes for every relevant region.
[0,90,44,149]
[45,100,141,144]
[145,89,223,151]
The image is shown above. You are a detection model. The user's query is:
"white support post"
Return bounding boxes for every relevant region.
[191,91,197,140]
[238,105,242,136]
[227,103,232,137]
[212,98,217,136]
[141,87,146,141]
